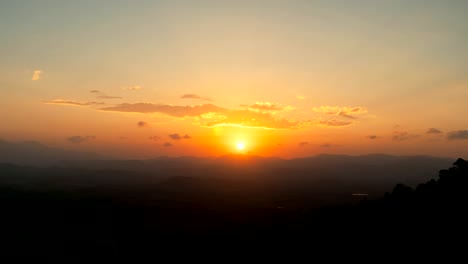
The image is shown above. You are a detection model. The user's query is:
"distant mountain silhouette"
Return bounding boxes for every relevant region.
[0,139,455,200]
[59,153,453,197]
[0,139,102,166]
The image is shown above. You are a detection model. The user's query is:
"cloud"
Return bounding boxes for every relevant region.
[392,131,420,141]
[90,90,122,99]
[122,86,142,91]
[67,136,95,144]
[149,136,160,141]
[313,106,368,119]
[317,119,353,127]
[296,95,305,100]
[163,142,173,147]
[367,135,379,140]
[43,99,105,106]
[137,121,147,128]
[169,133,191,140]
[446,130,468,140]
[243,102,294,112]
[101,103,226,117]
[298,142,309,147]
[181,94,212,101]
[426,128,443,134]
[32,70,42,81]
[320,143,333,148]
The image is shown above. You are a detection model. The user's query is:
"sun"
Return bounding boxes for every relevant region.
[236,141,246,151]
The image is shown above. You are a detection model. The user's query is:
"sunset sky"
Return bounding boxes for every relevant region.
[1,0,467,159]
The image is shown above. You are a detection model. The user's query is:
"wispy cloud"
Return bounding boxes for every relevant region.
[122,86,142,91]
[169,134,181,140]
[181,94,212,101]
[149,136,160,141]
[101,103,226,117]
[317,119,354,127]
[43,99,105,106]
[67,136,95,144]
[446,130,468,140]
[90,90,122,99]
[98,95,122,99]
[320,143,333,148]
[32,70,42,81]
[296,95,305,100]
[313,106,368,119]
[392,131,420,141]
[242,102,294,112]
[298,142,309,147]
[367,135,379,140]
[163,142,173,147]
[426,128,443,134]
[137,121,147,128]
[169,133,191,140]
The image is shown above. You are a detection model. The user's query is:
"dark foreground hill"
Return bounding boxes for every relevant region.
[0,157,467,252]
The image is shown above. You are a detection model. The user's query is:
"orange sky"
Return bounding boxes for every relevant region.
[1,1,467,159]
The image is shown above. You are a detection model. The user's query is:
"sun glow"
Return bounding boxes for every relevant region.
[236,141,246,151]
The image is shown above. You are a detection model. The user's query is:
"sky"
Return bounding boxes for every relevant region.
[1,0,467,159]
